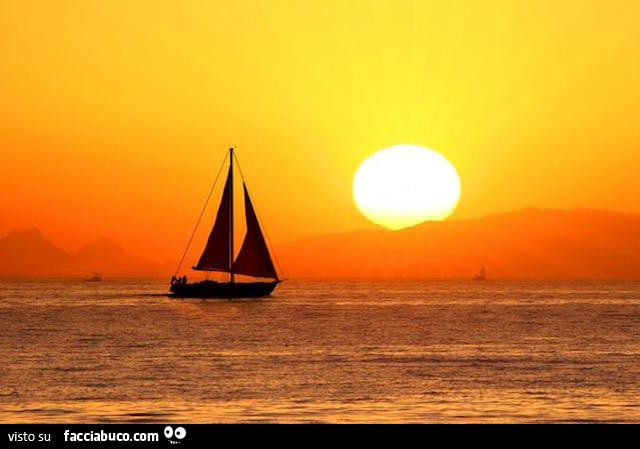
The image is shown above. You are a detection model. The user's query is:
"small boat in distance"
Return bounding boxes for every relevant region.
[170,148,283,298]
[473,266,487,281]
[84,273,102,282]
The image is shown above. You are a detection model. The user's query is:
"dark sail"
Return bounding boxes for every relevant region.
[233,184,278,279]
[194,164,232,272]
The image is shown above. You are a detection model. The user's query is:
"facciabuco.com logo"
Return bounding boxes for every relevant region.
[164,426,187,445]
[63,430,159,442]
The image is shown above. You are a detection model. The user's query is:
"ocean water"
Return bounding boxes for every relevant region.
[1,279,640,423]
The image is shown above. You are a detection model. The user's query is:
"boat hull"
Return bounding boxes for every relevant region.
[170,280,279,298]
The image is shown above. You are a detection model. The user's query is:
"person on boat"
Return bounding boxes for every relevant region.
[171,276,177,285]
[182,276,187,284]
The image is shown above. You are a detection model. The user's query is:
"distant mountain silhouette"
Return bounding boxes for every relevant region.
[276,208,640,280]
[70,238,162,277]
[4,208,640,279]
[0,230,163,278]
[0,228,71,277]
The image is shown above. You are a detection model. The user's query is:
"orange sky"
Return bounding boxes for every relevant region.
[1,0,639,262]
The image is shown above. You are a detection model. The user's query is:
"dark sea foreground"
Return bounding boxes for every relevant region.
[1,279,639,423]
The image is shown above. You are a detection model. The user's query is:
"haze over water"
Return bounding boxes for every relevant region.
[2,279,640,423]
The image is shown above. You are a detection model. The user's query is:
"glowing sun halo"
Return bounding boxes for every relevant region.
[353,145,461,230]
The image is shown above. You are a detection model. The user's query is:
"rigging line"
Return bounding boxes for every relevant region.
[173,152,229,277]
[231,150,286,280]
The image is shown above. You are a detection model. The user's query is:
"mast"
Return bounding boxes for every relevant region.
[229,147,235,283]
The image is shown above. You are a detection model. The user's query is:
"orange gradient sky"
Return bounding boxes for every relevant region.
[1,1,640,261]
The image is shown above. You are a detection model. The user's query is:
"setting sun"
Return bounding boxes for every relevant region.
[352,145,461,230]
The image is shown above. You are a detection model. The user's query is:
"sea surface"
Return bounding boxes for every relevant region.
[1,279,640,423]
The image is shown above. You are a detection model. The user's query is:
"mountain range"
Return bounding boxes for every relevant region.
[2,208,640,279]
[0,229,164,278]
[276,208,640,280]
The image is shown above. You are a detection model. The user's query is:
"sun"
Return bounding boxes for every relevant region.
[353,145,461,230]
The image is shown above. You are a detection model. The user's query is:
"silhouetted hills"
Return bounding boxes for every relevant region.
[70,238,161,276]
[276,208,640,279]
[0,228,71,277]
[3,208,640,279]
[0,230,163,278]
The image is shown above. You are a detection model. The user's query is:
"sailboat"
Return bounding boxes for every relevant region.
[84,272,102,282]
[473,266,487,281]
[170,148,283,298]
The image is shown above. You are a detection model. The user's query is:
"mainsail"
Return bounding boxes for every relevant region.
[233,184,279,279]
[194,164,232,272]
